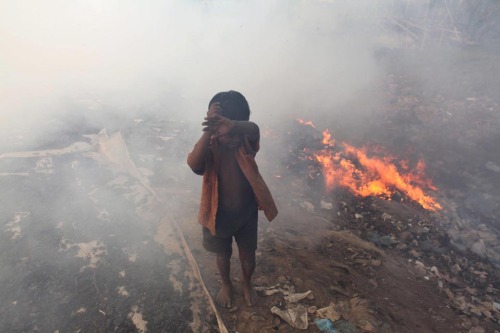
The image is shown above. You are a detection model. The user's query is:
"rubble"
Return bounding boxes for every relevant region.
[270,304,309,330]
[284,290,315,303]
[253,78,500,330]
[2,40,500,332]
[261,281,381,332]
[0,116,215,332]
[314,318,336,333]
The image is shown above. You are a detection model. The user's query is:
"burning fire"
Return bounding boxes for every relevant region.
[296,119,316,128]
[297,120,442,211]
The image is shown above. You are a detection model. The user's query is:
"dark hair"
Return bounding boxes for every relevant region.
[208,90,250,121]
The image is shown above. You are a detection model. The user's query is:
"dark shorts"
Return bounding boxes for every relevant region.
[203,203,258,254]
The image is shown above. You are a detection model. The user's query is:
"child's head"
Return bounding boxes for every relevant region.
[209,90,250,121]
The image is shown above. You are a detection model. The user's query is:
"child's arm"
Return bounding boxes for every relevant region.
[187,131,211,175]
[187,103,223,174]
[231,120,260,142]
[203,116,260,142]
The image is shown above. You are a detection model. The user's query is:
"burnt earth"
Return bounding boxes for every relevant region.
[1,44,500,333]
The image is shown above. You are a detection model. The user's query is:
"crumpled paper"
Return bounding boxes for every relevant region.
[271,304,309,330]
[284,290,314,303]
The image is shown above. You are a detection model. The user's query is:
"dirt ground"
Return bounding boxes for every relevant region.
[174,45,500,333]
[176,177,499,333]
[1,45,499,332]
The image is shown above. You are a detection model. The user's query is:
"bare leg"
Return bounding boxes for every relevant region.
[216,251,232,307]
[239,248,258,306]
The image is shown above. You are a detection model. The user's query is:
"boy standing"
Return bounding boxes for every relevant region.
[187,91,278,307]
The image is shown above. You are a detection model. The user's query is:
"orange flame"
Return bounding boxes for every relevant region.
[296,118,316,128]
[309,125,442,211]
[322,129,334,146]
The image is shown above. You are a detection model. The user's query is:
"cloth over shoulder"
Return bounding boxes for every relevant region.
[198,135,278,235]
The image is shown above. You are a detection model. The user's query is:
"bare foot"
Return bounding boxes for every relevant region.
[216,282,233,308]
[242,281,258,306]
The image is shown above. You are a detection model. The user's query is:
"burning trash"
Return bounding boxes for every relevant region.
[287,119,442,212]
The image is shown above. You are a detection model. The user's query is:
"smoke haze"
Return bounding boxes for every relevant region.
[1,0,390,142]
[2,1,500,331]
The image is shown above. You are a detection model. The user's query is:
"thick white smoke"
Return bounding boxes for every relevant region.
[1,0,390,148]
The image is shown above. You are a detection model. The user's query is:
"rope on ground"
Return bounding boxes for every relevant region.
[168,215,229,333]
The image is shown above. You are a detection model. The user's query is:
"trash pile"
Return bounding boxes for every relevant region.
[251,112,500,331]
[332,196,500,330]
[257,282,381,332]
[0,116,217,333]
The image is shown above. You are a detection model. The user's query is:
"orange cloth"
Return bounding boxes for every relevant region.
[198,135,278,235]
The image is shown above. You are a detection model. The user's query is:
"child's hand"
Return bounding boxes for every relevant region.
[202,104,235,137]
[203,102,224,133]
[202,110,235,137]
[202,115,235,136]
[206,102,223,119]
[211,117,236,138]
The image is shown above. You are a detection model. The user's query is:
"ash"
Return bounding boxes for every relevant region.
[1,49,500,333]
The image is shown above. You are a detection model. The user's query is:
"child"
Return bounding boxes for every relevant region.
[187,91,278,307]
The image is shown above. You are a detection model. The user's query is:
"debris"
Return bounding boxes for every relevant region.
[308,306,318,314]
[271,304,309,330]
[255,283,294,297]
[343,297,378,332]
[332,320,357,333]
[414,261,427,275]
[329,285,351,297]
[327,230,383,254]
[317,303,341,322]
[369,233,397,247]
[381,212,392,221]
[284,290,314,303]
[358,319,377,332]
[409,249,421,258]
[300,201,315,213]
[321,201,333,210]
[264,289,281,296]
[315,318,338,333]
[494,302,500,311]
[415,260,426,269]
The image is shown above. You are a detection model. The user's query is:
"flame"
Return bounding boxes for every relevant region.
[297,120,442,211]
[322,129,334,146]
[296,118,316,128]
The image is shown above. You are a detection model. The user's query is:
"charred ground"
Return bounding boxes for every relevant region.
[0,45,499,333]
[184,46,500,332]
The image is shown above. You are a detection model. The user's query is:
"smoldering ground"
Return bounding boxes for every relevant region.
[1,1,500,332]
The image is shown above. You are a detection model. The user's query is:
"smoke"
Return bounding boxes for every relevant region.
[0,0,395,147]
[2,1,500,228]
[2,2,500,330]
[0,4,393,328]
